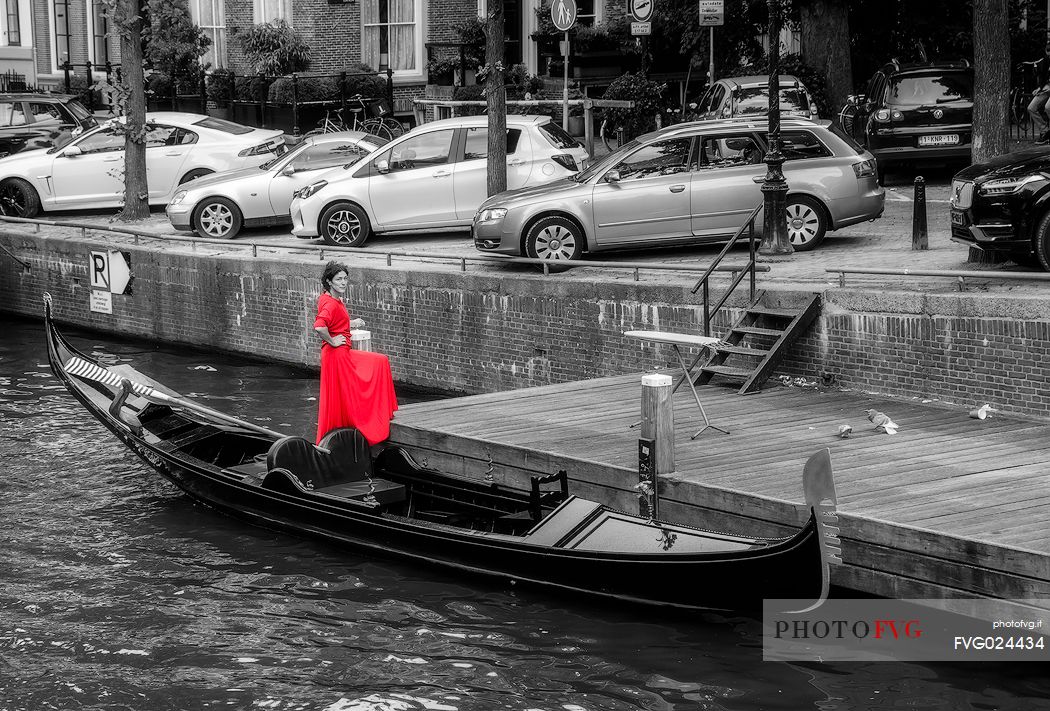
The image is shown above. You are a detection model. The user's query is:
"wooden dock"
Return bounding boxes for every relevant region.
[390,374,1050,611]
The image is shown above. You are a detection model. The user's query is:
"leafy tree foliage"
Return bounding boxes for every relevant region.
[238,19,312,75]
[142,0,210,86]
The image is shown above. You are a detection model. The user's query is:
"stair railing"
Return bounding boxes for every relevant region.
[690,202,763,336]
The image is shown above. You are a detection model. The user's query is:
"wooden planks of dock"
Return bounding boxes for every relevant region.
[389,373,1050,610]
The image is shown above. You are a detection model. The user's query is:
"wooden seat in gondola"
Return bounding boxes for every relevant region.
[263,427,406,504]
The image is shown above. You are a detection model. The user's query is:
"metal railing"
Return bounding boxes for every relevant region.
[826,266,1050,290]
[690,202,763,336]
[0,215,764,284]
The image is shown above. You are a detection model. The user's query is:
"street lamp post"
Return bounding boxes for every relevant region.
[758,0,793,256]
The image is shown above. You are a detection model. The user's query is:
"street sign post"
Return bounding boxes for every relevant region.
[629,0,655,67]
[699,0,724,89]
[551,0,577,131]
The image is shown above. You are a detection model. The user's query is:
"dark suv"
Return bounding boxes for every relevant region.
[950,148,1050,270]
[839,61,973,176]
[0,93,97,158]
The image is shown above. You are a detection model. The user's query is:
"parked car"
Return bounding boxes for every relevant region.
[690,75,819,121]
[949,147,1050,270]
[166,131,387,239]
[839,60,973,177]
[472,117,884,261]
[0,112,286,218]
[289,115,588,246]
[0,93,97,158]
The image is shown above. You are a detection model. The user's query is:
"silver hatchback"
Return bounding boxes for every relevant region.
[473,118,884,261]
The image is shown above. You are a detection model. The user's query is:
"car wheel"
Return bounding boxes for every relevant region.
[784,196,827,251]
[1034,210,1050,271]
[193,197,243,240]
[320,202,371,247]
[524,216,583,263]
[179,168,214,185]
[0,177,40,218]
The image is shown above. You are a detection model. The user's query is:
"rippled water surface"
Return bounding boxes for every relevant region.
[2,315,1049,710]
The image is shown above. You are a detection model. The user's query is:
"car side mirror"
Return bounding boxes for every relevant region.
[60,145,82,158]
[280,165,295,176]
[604,169,621,183]
[375,158,390,174]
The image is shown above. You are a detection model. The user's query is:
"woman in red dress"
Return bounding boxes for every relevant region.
[314,261,398,445]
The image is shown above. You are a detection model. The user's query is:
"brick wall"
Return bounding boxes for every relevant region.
[4,230,1049,419]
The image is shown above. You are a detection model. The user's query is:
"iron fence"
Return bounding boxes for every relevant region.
[56,63,397,136]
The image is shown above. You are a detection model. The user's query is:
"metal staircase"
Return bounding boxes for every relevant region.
[696,292,822,394]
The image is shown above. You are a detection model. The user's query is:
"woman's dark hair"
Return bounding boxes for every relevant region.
[320,261,349,292]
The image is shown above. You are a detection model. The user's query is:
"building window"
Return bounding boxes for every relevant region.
[189,0,226,68]
[362,0,420,74]
[4,0,20,46]
[253,0,290,24]
[52,0,71,68]
[576,0,598,26]
[88,0,109,67]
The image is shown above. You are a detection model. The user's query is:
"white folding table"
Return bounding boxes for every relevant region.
[624,330,730,439]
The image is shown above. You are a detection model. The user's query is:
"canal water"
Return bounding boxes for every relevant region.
[2,315,1048,711]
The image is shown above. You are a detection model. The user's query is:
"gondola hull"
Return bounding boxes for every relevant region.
[44,295,838,611]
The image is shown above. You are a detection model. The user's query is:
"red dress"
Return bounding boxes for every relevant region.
[314,292,398,445]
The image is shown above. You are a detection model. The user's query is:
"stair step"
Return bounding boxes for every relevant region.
[701,365,752,379]
[718,345,770,357]
[748,306,798,318]
[731,326,784,337]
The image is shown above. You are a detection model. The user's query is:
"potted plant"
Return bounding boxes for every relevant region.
[206,68,235,119]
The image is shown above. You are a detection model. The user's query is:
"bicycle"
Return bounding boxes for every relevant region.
[305,94,404,141]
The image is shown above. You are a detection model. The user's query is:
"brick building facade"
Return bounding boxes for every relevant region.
[0,0,616,109]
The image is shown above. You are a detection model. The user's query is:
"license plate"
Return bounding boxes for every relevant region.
[919,134,960,147]
[950,210,964,225]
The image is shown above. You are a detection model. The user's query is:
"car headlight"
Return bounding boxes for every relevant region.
[979,174,1048,196]
[475,208,508,223]
[169,190,187,206]
[295,180,328,200]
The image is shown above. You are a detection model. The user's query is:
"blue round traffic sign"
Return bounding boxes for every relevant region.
[630,0,654,22]
[551,0,577,31]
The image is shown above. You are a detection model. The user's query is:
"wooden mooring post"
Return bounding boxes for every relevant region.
[639,373,675,518]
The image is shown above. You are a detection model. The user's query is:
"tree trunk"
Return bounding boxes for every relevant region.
[117,0,149,221]
[972,0,1010,163]
[485,0,507,197]
[798,0,852,122]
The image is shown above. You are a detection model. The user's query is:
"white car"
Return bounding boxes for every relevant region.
[289,115,589,246]
[166,131,387,239]
[0,112,286,217]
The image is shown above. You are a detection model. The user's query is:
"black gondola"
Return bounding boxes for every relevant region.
[43,294,842,611]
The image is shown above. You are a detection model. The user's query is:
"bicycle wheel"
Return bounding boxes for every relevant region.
[600,119,624,152]
[361,119,393,142]
[381,117,405,138]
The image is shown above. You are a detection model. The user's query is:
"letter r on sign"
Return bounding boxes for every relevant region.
[90,251,110,290]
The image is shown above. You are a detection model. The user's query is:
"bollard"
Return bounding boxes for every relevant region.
[350,329,372,351]
[912,176,928,250]
[639,372,675,518]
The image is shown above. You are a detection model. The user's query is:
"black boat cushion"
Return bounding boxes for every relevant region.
[266,428,373,489]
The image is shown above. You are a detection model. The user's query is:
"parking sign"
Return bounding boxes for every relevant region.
[699,0,723,26]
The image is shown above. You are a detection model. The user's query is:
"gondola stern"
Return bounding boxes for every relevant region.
[786,448,844,613]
